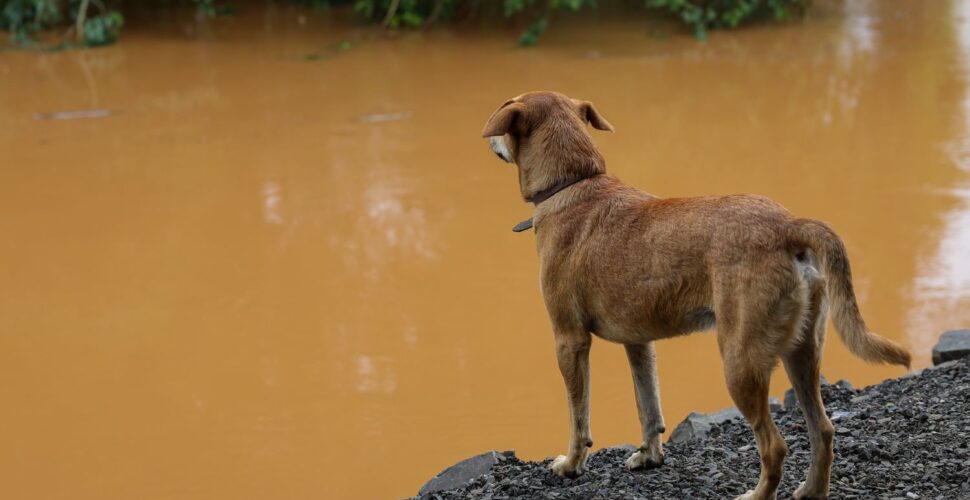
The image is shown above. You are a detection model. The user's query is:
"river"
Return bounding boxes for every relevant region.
[1,0,969,498]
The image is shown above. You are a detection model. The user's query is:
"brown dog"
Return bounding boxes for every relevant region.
[481,91,911,500]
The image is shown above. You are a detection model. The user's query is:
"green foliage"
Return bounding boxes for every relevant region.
[194,0,216,17]
[1,0,810,49]
[1,0,125,46]
[645,0,809,40]
[351,0,802,44]
[502,0,528,17]
[194,0,237,18]
[81,9,121,45]
[352,0,597,45]
[353,0,442,27]
[1,0,60,43]
[549,0,597,11]
[517,16,546,47]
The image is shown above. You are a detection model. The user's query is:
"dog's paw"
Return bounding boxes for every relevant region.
[624,448,664,470]
[792,481,828,499]
[550,455,582,478]
[735,490,777,500]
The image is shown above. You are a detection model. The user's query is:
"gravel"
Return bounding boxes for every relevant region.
[415,357,970,499]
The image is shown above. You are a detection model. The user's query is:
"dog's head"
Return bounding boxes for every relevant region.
[481,91,613,201]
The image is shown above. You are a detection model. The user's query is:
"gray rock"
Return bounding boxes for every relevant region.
[928,360,958,371]
[769,397,783,412]
[784,388,797,410]
[670,412,722,444]
[593,444,637,456]
[709,406,745,424]
[932,330,970,365]
[671,397,782,444]
[831,410,858,422]
[670,407,743,443]
[418,450,512,495]
[669,412,711,444]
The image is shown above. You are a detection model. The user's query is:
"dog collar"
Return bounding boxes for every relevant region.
[512,219,534,232]
[513,175,599,233]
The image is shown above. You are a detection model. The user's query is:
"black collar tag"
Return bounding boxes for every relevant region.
[512,218,534,233]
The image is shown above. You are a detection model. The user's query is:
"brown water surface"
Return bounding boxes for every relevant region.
[2,1,970,498]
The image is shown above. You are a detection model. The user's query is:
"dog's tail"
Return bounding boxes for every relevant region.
[790,218,911,368]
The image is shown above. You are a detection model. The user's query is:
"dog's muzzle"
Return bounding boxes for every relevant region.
[489,136,513,163]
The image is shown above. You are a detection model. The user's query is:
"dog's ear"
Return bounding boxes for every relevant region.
[482,101,525,138]
[576,100,614,132]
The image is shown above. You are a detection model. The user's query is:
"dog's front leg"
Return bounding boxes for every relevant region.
[550,331,592,478]
[623,342,666,470]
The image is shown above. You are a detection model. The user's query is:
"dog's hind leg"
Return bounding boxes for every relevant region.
[623,342,665,470]
[716,282,800,499]
[549,325,593,478]
[783,281,834,500]
[722,352,787,500]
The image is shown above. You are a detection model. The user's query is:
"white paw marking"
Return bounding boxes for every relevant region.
[550,454,581,477]
[793,480,828,499]
[734,490,757,500]
[624,449,663,470]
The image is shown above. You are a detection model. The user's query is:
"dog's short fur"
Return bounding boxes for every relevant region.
[482,91,911,500]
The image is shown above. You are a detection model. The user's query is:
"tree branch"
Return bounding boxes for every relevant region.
[424,0,445,27]
[75,0,90,43]
[382,0,400,27]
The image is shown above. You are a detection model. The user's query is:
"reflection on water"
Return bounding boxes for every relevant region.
[356,355,398,394]
[912,189,970,298]
[909,188,970,356]
[906,0,970,356]
[262,180,285,225]
[2,1,970,499]
[839,0,877,61]
[361,181,437,260]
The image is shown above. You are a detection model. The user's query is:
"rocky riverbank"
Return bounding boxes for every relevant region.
[416,331,970,499]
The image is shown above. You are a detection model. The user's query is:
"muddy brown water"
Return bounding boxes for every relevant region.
[2,1,970,498]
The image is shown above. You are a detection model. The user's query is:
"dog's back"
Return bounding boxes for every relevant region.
[536,178,909,367]
[535,177,800,343]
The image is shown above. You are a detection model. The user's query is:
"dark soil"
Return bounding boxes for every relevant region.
[417,358,970,499]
